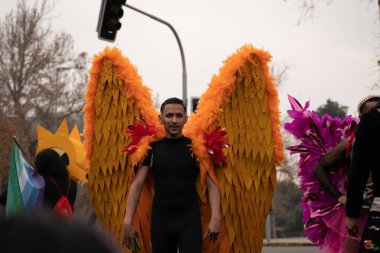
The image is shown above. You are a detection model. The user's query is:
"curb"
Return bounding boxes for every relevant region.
[263,242,314,247]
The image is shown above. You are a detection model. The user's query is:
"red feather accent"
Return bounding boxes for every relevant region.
[123,119,156,154]
[204,127,230,167]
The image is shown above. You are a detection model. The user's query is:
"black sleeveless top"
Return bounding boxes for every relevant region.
[142,136,199,213]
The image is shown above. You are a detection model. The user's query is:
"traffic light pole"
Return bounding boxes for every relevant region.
[123,3,188,108]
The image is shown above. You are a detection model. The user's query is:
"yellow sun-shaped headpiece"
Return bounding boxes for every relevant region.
[36,119,88,183]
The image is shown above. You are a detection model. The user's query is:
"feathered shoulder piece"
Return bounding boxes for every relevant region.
[284,95,358,207]
[123,119,157,155]
[203,127,229,167]
[285,95,358,160]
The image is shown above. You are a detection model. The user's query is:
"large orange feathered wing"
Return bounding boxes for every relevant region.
[184,44,284,253]
[84,45,283,253]
[83,47,164,252]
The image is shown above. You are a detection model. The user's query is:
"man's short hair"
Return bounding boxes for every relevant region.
[160,97,186,113]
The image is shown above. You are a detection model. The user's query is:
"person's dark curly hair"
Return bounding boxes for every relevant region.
[34,149,69,178]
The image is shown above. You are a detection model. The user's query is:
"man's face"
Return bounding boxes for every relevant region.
[159,103,187,139]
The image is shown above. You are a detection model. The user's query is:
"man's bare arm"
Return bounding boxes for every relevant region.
[124,165,149,224]
[205,174,221,242]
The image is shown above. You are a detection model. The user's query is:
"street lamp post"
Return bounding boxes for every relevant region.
[54,66,84,130]
[122,3,188,108]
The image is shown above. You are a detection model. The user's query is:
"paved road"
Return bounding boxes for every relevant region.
[262,246,318,253]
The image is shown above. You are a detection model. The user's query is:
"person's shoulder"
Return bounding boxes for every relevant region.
[148,138,166,151]
[151,138,164,146]
[155,138,165,143]
[369,107,380,115]
[335,138,348,150]
[69,178,77,185]
[182,136,192,144]
[362,107,380,122]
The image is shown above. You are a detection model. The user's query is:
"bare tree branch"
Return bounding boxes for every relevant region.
[271,61,291,87]
[284,0,380,88]
[283,0,334,24]
[0,0,87,157]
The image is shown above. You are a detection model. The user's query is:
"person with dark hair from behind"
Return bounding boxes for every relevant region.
[0,212,119,253]
[346,98,380,252]
[34,148,77,217]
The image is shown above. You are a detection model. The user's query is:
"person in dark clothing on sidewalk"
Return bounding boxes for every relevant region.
[346,100,380,252]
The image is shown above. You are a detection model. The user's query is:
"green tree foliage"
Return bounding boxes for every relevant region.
[273,180,304,237]
[268,118,301,238]
[316,99,348,118]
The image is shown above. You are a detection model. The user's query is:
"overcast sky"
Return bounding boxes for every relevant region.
[1,0,379,117]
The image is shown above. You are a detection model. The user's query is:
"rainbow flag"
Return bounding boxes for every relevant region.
[6,140,45,216]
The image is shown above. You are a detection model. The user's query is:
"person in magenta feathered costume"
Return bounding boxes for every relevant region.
[284,95,380,253]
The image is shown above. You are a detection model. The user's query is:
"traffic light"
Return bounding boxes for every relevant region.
[97,0,126,42]
[191,97,200,112]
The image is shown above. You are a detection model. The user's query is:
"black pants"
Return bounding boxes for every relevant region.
[151,206,202,253]
[360,211,380,252]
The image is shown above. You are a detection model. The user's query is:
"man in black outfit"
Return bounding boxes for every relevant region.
[123,98,221,253]
[346,100,380,251]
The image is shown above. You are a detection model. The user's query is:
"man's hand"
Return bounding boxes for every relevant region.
[204,216,220,243]
[123,221,138,249]
[346,217,360,237]
[338,195,347,205]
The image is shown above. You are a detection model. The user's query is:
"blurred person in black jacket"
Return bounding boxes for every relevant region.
[346,100,380,252]
[0,213,119,253]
